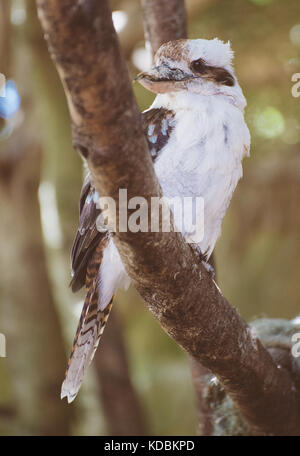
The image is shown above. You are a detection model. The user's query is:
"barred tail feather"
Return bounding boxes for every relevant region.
[61,295,113,403]
[61,239,130,403]
[61,240,113,403]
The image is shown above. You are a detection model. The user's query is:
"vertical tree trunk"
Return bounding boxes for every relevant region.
[0,2,72,435]
[25,0,83,251]
[25,0,146,435]
[0,131,72,435]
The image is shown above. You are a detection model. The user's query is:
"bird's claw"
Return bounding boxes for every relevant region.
[190,244,215,279]
[190,243,205,262]
[201,260,215,280]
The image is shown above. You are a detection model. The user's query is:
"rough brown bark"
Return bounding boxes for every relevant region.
[36,0,300,435]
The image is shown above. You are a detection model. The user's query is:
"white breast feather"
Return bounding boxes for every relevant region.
[152,92,250,257]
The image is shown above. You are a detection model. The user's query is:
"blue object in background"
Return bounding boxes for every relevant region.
[0,80,21,119]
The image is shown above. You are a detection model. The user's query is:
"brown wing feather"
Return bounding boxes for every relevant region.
[70,175,107,292]
[142,108,175,161]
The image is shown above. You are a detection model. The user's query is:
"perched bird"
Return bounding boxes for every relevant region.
[61,38,250,403]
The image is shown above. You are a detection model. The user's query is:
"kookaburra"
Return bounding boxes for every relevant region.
[61,38,250,403]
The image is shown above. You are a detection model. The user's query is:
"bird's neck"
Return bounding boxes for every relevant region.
[151,88,246,113]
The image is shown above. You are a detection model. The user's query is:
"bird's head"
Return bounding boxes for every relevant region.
[135,38,245,107]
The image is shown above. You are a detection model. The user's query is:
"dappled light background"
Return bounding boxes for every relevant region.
[0,0,299,435]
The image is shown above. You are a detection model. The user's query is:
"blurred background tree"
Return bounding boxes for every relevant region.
[0,0,299,435]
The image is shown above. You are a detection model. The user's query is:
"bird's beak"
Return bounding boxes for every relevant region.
[134,63,193,94]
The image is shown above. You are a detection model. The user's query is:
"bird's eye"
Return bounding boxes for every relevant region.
[214,69,235,87]
[191,59,207,74]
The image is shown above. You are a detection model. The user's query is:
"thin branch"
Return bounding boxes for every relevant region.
[36,0,300,435]
[140,0,187,56]
[95,310,146,436]
[0,1,73,435]
[116,0,218,59]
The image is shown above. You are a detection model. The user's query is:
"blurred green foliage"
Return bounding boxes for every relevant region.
[0,0,299,436]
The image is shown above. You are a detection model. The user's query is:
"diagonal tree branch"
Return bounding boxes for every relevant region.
[36,0,300,435]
